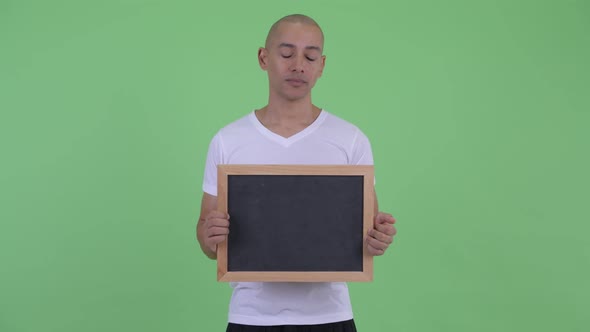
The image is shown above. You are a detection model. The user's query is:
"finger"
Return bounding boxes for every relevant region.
[367,242,385,256]
[366,236,389,251]
[207,235,227,246]
[206,235,227,252]
[369,228,393,244]
[375,212,396,225]
[208,210,230,220]
[375,223,397,237]
[207,226,230,237]
[207,218,230,228]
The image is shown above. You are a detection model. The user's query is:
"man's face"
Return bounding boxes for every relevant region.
[259,22,326,102]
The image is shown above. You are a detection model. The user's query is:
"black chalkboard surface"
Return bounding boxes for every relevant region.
[217,165,374,282]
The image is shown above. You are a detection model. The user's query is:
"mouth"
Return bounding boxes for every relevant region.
[286,78,307,86]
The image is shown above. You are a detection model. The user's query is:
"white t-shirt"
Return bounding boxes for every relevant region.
[202,110,374,326]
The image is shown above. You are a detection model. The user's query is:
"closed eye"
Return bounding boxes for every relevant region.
[306,56,316,61]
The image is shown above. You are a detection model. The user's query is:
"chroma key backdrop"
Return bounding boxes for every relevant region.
[1,1,588,331]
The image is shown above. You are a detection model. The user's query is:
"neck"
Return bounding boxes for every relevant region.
[255,94,322,138]
[262,92,321,124]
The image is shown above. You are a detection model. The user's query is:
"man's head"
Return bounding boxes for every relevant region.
[258,14,326,102]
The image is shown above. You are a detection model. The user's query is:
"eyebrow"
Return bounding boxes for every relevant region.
[278,43,322,52]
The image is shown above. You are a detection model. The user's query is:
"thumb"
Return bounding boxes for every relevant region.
[375,212,396,224]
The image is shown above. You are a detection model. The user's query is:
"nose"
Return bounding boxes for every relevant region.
[290,55,305,73]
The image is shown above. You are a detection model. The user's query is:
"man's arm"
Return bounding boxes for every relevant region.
[367,189,397,256]
[196,192,230,260]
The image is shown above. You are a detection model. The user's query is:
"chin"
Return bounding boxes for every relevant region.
[282,90,311,101]
[283,94,309,102]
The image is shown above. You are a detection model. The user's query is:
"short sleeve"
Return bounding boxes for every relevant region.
[202,133,223,196]
[350,129,374,166]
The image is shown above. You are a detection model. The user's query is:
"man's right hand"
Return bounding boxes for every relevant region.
[197,192,229,259]
[201,210,230,255]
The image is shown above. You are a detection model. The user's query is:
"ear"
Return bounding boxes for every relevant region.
[258,47,268,71]
[318,55,326,78]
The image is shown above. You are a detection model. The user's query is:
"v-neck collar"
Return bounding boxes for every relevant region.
[248,109,328,148]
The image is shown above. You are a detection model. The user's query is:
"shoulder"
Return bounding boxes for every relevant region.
[219,112,254,133]
[211,111,257,142]
[320,110,369,140]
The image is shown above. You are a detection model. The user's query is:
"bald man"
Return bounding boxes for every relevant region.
[197,14,397,332]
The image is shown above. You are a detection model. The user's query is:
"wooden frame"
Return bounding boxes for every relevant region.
[217,165,374,282]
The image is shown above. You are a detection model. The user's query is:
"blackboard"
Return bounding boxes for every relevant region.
[216,165,374,282]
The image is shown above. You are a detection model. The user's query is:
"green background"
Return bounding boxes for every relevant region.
[1,0,588,331]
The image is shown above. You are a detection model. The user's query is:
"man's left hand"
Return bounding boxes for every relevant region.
[366,212,397,256]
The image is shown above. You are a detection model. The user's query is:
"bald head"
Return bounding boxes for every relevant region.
[264,14,324,50]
